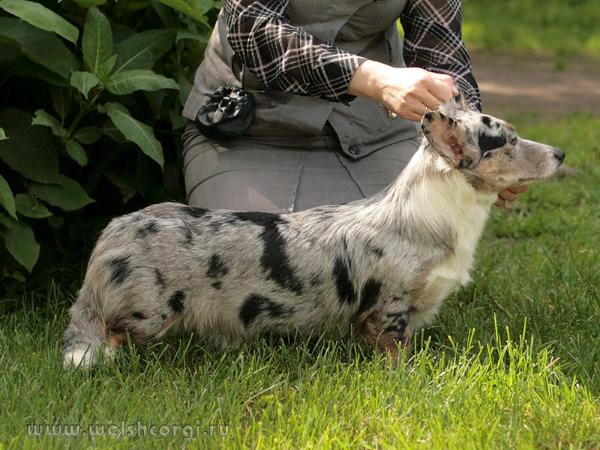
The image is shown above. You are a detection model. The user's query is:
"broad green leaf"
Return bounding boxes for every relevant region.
[0,108,60,183]
[73,126,102,145]
[70,71,101,99]
[30,175,94,211]
[145,90,168,117]
[168,108,186,130]
[0,128,6,140]
[49,86,72,121]
[157,0,210,28]
[15,194,52,219]
[101,122,126,143]
[0,18,78,79]
[0,173,16,219]
[189,0,217,15]
[82,7,113,76]
[106,70,178,95]
[176,30,209,44]
[151,0,179,28]
[3,218,40,272]
[178,73,192,107]
[0,0,79,44]
[102,103,164,168]
[32,109,67,138]
[113,29,175,73]
[65,139,88,166]
[72,0,106,7]
[95,53,118,81]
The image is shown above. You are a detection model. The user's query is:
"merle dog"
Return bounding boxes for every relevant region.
[63,98,565,368]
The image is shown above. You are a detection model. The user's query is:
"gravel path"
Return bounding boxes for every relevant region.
[471,51,600,117]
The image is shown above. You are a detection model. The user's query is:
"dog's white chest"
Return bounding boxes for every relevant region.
[414,196,492,324]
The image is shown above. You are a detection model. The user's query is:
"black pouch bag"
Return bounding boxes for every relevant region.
[195,86,255,140]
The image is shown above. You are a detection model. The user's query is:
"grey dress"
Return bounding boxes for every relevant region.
[181,0,477,213]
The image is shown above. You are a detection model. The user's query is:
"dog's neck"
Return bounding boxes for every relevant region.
[368,140,498,252]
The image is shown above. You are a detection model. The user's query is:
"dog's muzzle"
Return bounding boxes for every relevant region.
[552,148,566,164]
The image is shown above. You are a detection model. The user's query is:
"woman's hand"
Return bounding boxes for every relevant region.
[495,185,529,209]
[348,60,458,122]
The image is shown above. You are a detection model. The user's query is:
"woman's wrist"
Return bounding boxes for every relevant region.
[347,59,388,102]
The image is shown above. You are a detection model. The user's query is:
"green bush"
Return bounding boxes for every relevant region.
[0,0,219,279]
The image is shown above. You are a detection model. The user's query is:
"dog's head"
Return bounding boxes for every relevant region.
[420,96,565,192]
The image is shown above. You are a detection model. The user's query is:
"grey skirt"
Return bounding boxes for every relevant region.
[182,122,420,213]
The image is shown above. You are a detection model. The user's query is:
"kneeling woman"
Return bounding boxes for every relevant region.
[182,0,482,213]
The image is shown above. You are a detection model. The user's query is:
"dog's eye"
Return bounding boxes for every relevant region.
[510,137,518,146]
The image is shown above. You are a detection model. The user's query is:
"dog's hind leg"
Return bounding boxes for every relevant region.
[358,305,413,366]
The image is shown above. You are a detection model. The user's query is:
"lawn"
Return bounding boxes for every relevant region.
[1,113,599,449]
[463,0,600,61]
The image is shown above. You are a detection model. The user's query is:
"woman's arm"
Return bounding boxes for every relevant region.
[349,0,480,121]
[223,0,365,103]
[400,0,481,111]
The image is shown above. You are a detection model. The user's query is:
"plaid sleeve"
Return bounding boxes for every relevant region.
[400,0,482,111]
[222,0,365,103]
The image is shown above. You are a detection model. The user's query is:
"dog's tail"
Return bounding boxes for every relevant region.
[62,282,108,369]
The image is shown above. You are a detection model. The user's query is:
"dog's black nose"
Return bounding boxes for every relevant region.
[553,148,565,164]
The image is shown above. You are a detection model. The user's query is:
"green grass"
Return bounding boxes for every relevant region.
[1,113,599,449]
[463,0,600,60]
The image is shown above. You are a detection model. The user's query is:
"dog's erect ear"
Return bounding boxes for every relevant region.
[421,111,473,167]
[453,91,469,111]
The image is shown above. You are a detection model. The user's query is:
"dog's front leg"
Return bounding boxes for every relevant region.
[359,307,412,366]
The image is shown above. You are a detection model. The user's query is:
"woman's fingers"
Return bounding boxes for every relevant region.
[405,109,424,122]
[427,77,456,103]
[432,73,459,95]
[498,190,518,202]
[417,90,443,111]
[508,185,529,194]
[495,185,529,209]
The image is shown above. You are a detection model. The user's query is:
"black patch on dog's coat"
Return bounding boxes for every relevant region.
[211,281,222,290]
[154,268,166,289]
[180,205,209,219]
[230,211,283,227]
[333,257,356,304]
[230,212,304,295]
[207,254,228,279]
[136,220,158,239]
[478,133,507,153]
[239,294,289,327]
[108,256,132,285]
[168,290,185,313]
[384,312,408,334]
[357,278,382,315]
[481,116,492,127]
[132,311,146,320]
[260,223,303,295]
